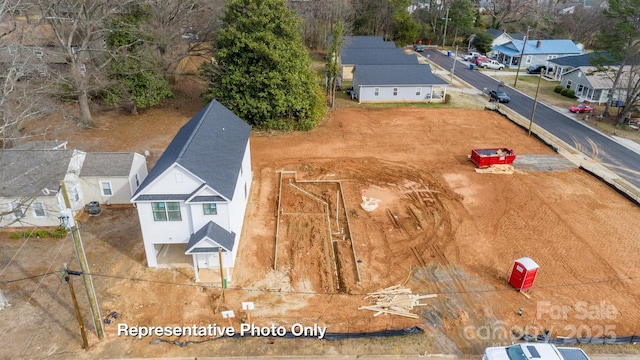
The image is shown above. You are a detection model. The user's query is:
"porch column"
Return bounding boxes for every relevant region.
[192,254,200,282]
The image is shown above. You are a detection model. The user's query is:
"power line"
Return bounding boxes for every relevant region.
[0,234,68,345]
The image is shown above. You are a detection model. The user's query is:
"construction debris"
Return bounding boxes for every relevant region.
[360,196,381,212]
[359,285,437,318]
[474,164,514,174]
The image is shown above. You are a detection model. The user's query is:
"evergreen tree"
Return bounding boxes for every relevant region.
[201,0,325,130]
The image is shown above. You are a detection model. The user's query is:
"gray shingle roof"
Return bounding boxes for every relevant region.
[133,100,251,201]
[134,194,190,201]
[341,48,418,66]
[354,64,449,86]
[339,36,396,50]
[185,221,236,254]
[0,149,73,197]
[80,152,135,177]
[549,52,617,67]
[11,140,68,150]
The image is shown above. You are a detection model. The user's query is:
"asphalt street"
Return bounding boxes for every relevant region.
[425,49,640,190]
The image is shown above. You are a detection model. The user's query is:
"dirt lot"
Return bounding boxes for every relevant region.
[1,81,640,359]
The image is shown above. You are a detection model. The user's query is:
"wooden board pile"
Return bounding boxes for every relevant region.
[358,285,437,318]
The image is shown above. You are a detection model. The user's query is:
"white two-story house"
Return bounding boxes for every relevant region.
[131,100,252,283]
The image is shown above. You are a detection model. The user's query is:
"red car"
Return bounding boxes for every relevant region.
[568,104,595,113]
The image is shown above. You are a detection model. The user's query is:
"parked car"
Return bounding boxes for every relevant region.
[413,44,424,52]
[568,103,595,113]
[479,60,506,70]
[489,90,510,103]
[527,64,547,74]
[462,52,481,61]
[473,55,490,65]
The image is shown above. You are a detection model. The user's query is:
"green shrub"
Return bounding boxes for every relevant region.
[36,230,50,238]
[10,232,22,239]
[554,86,562,93]
[566,89,575,98]
[560,88,569,96]
[50,228,69,238]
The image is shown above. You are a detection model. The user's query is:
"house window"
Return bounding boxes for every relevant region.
[152,202,182,221]
[32,202,46,218]
[100,181,113,196]
[374,88,380,96]
[566,80,572,89]
[203,203,217,215]
[393,88,398,96]
[71,187,80,202]
[416,88,421,96]
[577,84,584,94]
[11,202,24,218]
[525,55,532,64]
[135,174,140,187]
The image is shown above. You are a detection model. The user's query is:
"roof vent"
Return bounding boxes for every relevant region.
[144,150,150,157]
[222,127,225,131]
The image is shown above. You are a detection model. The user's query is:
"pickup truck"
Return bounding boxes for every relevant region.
[483,343,590,360]
[479,59,506,70]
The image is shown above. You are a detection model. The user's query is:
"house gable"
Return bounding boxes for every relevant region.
[132,100,251,202]
[185,221,236,254]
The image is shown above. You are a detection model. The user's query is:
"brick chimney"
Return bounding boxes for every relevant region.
[536,40,542,48]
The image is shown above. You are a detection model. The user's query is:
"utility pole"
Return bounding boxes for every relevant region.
[59,181,104,340]
[528,70,544,136]
[218,247,225,302]
[442,7,449,49]
[450,45,459,84]
[62,263,89,350]
[514,26,530,88]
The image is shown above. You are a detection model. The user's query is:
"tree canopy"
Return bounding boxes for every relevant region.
[201,0,325,130]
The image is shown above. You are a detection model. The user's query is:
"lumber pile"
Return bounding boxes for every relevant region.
[359,285,437,318]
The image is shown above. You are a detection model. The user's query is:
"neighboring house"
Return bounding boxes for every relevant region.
[1,141,148,228]
[484,29,526,58]
[560,66,631,104]
[548,52,616,81]
[339,36,396,49]
[79,152,148,206]
[131,100,252,283]
[352,64,449,103]
[340,48,418,81]
[492,39,582,68]
[0,149,85,228]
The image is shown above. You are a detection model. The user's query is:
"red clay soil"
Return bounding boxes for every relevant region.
[1,88,640,359]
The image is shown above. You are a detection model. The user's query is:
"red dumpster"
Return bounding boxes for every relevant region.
[470,148,516,168]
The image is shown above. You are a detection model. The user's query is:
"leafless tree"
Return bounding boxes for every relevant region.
[36,0,134,128]
[483,0,538,31]
[289,0,353,50]
[141,0,224,78]
[0,0,65,228]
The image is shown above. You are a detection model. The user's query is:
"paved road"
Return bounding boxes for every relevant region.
[425,49,640,189]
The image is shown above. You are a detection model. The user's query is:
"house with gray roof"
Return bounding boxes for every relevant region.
[352,64,449,103]
[1,143,148,228]
[79,152,148,206]
[560,65,630,104]
[131,100,252,283]
[0,149,85,228]
[492,39,582,68]
[547,52,616,81]
[340,48,418,81]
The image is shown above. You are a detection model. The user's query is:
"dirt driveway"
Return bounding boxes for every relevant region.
[1,90,640,359]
